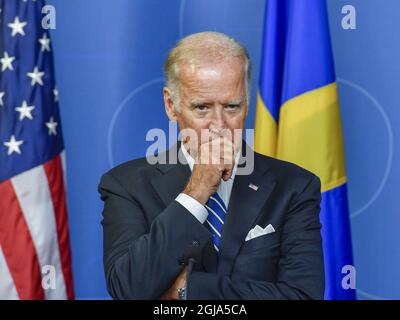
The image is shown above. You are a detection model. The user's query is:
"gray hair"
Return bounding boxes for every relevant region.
[164,31,252,111]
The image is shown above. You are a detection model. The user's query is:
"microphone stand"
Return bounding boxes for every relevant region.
[184,258,196,300]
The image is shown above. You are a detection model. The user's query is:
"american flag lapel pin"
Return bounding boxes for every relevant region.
[248,183,259,191]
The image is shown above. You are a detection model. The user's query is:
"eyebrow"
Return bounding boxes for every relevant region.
[190,100,209,106]
[190,98,244,106]
[225,99,244,105]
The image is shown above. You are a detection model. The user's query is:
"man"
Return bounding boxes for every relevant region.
[99,32,324,300]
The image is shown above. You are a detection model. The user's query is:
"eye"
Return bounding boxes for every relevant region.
[194,105,209,112]
[225,104,240,111]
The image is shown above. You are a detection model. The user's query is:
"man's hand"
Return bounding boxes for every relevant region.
[183,136,236,205]
[159,267,188,300]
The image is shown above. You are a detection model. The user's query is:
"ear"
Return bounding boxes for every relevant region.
[163,87,178,121]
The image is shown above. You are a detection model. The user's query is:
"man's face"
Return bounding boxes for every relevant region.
[164,57,248,156]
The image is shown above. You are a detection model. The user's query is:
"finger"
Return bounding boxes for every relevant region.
[199,139,216,164]
[221,168,233,181]
[210,137,233,159]
[221,137,235,157]
[221,146,235,166]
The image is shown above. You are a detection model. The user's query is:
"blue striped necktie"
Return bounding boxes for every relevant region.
[205,192,227,252]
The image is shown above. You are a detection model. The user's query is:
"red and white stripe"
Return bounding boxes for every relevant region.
[0,151,74,300]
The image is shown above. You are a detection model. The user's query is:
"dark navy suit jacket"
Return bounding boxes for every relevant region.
[99,144,324,299]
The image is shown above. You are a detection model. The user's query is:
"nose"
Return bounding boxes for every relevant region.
[209,107,227,134]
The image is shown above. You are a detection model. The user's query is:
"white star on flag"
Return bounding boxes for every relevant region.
[0,92,4,106]
[1,51,15,72]
[27,66,45,86]
[38,33,51,52]
[8,16,27,37]
[46,117,58,136]
[15,101,35,120]
[4,135,24,155]
[53,88,59,102]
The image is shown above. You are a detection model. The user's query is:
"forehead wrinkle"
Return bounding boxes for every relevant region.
[181,79,246,105]
[179,58,246,106]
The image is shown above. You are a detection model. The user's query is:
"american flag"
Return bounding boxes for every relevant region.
[0,0,74,299]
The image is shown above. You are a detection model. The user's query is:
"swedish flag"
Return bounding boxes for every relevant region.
[254,0,355,299]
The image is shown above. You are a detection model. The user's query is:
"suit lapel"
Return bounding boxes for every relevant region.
[150,146,218,272]
[218,155,277,274]
[150,166,191,208]
[150,145,191,207]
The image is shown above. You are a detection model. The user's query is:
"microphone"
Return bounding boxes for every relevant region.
[184,244,202,265]
[182,244,202,300]
[187,258,196,276]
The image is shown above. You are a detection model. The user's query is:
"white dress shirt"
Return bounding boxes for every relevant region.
[175,143,240,223]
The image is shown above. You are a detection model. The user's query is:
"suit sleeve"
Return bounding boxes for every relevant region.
[99,172,211,300]
[187,175,325,300]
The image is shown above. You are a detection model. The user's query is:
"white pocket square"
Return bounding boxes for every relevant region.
[245,224,275,241]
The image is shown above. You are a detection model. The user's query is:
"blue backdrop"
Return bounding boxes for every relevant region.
[46,0,400,299]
